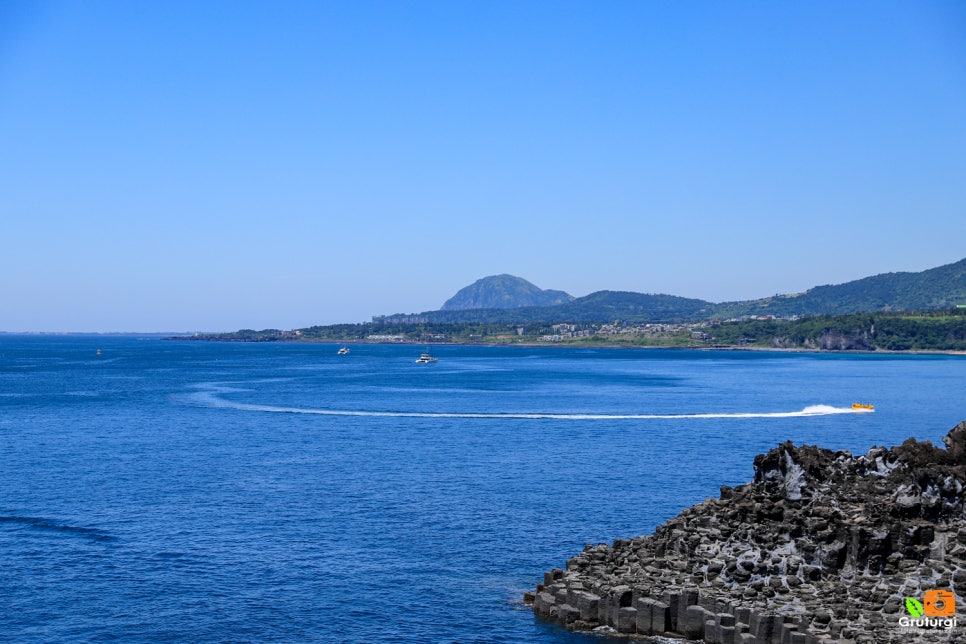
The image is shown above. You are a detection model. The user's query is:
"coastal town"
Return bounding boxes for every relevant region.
[187,307,966,353]
[533,317,800,343]
[358,317,803,346]
[360,315,801,343]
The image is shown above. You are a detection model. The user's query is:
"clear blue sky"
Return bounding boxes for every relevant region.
[2,1,964,332]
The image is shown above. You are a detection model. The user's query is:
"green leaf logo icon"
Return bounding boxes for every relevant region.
[905,597,925,617]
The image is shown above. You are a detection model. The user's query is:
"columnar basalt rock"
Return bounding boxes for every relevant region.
[526,422,966,643]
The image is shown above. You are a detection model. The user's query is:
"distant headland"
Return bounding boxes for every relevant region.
[176,258,966,352]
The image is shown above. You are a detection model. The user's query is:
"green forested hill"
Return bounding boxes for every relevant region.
[440,275,573,310]
[421,258,966,323]
[420,290,713,324]
[196,258,966,339]
[557,291,713,321]
[714,258,966,318]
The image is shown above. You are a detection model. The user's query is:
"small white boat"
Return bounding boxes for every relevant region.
[415,349,437,363]
[337,346,350,355]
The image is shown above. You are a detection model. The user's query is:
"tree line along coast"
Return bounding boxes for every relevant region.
[179,308,966,353]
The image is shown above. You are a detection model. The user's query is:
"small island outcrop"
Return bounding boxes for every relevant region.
[526,422,966,642]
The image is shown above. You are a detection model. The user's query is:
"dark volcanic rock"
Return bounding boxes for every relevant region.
[526,422,966,642]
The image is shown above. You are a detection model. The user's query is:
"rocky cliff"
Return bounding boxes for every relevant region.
[526,422,966,643]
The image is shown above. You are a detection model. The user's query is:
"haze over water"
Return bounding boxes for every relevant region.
[2,336,964,641]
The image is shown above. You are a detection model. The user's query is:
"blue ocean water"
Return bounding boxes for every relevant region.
[2,336,964,642]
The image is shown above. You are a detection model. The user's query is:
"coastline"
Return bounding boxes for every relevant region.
[526,422,966,642]
[168,335,966,357]
[170,308,966,354]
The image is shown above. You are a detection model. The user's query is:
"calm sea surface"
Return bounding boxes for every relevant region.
[2,336,965,642]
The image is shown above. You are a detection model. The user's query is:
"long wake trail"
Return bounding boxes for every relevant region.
[185,390,871,420]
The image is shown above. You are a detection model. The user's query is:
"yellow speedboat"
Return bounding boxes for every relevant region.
[852,403,874,411]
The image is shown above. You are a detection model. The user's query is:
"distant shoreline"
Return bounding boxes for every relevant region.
[168,309,966,353]
[166,335,966,357]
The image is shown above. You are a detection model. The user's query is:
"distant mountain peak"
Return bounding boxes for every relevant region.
[441,275,574,311]
[409,257,966,324]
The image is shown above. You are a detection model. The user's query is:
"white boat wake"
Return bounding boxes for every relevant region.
[183,389,872,420]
